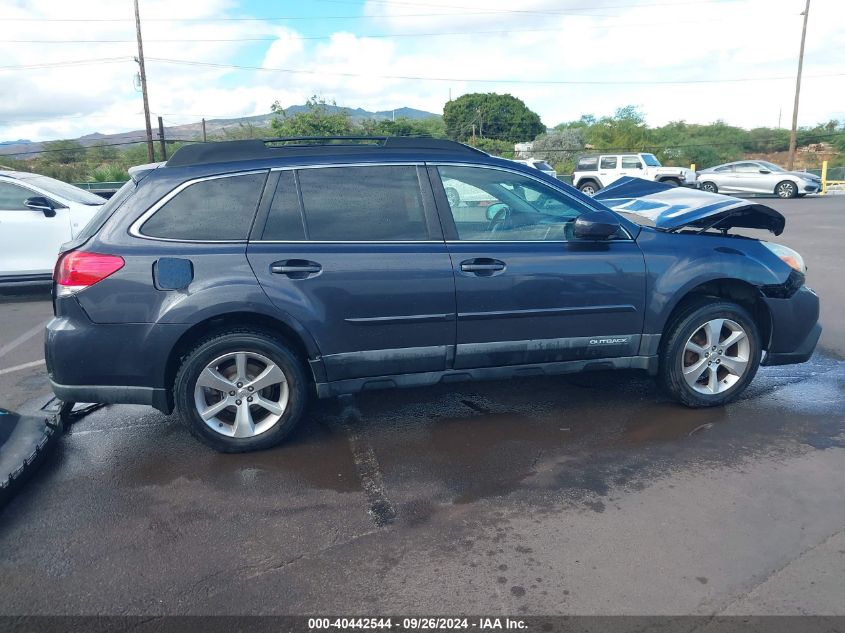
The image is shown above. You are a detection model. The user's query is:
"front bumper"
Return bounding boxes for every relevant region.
[761,285,821,366]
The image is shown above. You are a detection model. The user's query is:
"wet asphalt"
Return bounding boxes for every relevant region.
[0,196,843,616]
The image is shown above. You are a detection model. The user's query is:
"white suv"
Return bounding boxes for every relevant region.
[0,170,105,284]
[573,153,697,195]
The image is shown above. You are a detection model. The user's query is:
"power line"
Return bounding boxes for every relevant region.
[0,137,198,158]
[3,17,805,44]
[0,0,742,22]
[144,57,845,86]
[0,57,131,70]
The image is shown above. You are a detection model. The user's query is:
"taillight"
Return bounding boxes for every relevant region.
[54,251,125,297]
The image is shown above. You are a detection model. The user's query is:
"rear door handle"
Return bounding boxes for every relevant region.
[270,260,322,277]
[460,258,505,274]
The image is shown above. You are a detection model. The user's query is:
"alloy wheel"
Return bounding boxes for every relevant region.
[681,318,750,395]
[193,351,289,438]
[776,182,796,198]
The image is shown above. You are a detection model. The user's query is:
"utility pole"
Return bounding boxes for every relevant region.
[134,0,154,163]
[157,116,167,160]
[202,118,207,142]
[787,0,811,170]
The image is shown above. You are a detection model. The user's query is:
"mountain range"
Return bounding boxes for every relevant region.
[0,105,440,159]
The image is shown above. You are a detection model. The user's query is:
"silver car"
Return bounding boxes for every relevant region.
[697,160,821,198]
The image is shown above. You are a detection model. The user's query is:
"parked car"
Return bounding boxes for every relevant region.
[512,158,557,178]
[0,170,105,284]
[573,153,697,195]
[697,160,821,198]
[46,138,820,453]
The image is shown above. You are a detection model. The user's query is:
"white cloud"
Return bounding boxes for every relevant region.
[1,0,844,144]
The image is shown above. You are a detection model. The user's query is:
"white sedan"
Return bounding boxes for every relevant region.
[0,170,106,284]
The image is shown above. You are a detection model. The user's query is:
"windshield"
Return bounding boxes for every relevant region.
[533,161,553,171]
[642,154,661,167]
[20,174,106,205]
[758,161,786,172]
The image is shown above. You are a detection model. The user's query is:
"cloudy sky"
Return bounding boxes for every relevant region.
[2,0,844,143]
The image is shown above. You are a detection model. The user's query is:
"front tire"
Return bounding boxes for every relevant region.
[174,329,308,453]
[659,300,761,408]
[775,181,797,198]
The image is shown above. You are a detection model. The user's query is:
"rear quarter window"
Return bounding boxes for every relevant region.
[140,172,267,241]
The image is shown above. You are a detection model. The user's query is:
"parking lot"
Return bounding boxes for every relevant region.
[0,196,843,616]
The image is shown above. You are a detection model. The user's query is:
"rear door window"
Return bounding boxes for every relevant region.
[296,165,429,241]
[140,172,267,241]
[600,156,617,169]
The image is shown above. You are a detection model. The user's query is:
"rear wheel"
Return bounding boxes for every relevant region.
[659,301,761,408]
[445,187,460,207]
[700,181,718,193]
[174,329,308,452]
[775,181,797,198]
[578,181,599,196]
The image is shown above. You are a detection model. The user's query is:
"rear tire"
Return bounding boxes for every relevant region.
[445,187,460,207]
[775,181,797,198]
[578,181,599,196]
[659,300,761,408]
[174,329,308,453]
[700,181,718,193]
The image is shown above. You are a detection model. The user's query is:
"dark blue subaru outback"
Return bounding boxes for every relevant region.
[46,138,821,452]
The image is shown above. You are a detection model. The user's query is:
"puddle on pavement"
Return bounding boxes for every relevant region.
[124,418,361,493]
[379,409,585,504]
[617,403,729,444]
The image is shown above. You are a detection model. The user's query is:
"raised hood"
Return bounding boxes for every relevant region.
[594,177,785,235]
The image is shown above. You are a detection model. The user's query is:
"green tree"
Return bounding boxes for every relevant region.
[443,93,544,143]
[359,116,446,138]
[88,141,119,162]
[531,129,585,168]
[270,96,353,136]
[41,139,86,164]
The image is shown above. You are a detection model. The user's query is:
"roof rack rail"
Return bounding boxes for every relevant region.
[165,136,486,168]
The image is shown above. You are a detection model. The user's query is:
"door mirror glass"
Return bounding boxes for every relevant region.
[573,209,621,240]
[485,203,510,222]
[25,196,56,217]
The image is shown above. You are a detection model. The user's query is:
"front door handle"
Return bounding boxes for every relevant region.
[270,260,322,278]
[460,258,506,275]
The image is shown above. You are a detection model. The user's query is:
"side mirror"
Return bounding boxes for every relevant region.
[759,169,771,174]
[485,203,510,222]
[635,163,643,169]
[573,209,621,240]
[25,196,56,218]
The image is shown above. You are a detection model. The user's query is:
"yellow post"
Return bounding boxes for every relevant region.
[820,160,828,195]
[690,163,696,172]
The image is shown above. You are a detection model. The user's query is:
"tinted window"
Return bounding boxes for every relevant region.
[297,166,428,241]
[576,157,598,171]
[262,171,305,240]
[621,156,642,169]
[141,172,266,240]
[600,156,617,169]
[438,165,588,241]
[714,165,733,173]
[0,182,32,210]
[76,180,136,241]
[734,162,761,173]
